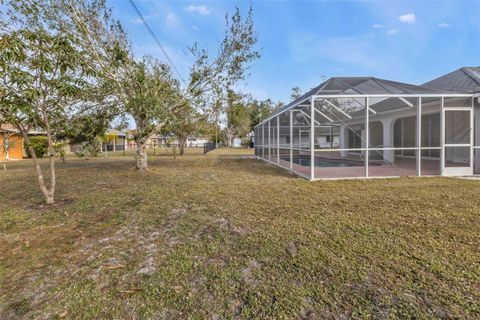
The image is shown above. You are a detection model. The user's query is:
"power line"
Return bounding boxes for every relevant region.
[128,0,186,85]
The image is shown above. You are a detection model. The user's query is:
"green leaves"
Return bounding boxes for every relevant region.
[185,5,260,133]
[0,1,113,142]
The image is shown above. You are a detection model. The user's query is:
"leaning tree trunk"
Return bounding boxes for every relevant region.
[135,139,148,170]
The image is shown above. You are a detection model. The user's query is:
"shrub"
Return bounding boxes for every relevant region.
[75,139,101,158]
[25,136,49,158]
[54,140,69,162]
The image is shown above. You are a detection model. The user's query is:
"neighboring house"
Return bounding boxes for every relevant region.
[69,129,127,153]
[254,67,480,180]
[124,132,210,150]
[0,124,45,160]
[123,132,168,150]
[103,129,126,152]
[186,136,210,147]
[0,124,23,160]
[125,130,137,150]
[233,137,242,148]
[149,134,169,146]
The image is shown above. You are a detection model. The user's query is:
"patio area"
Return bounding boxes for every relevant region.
[276,156,442,179]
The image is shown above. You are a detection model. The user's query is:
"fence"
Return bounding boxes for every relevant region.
[203,142,217,154]
[98,142,212,156]
[102,142,209,151]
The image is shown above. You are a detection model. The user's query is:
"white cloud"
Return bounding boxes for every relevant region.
[398,13,416,24]
[185,5,211,16]
[165,13,180,28]
[386,29,398,35]
[372,24,384,29]
[438,22,451,28]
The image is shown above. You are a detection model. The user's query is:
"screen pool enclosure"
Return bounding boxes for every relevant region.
[254,77,480,180]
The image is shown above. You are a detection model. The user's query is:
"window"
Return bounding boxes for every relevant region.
[285,136,290,144]
[326,135,331,143]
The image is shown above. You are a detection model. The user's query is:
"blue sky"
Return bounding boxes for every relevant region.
[109,0,480,104]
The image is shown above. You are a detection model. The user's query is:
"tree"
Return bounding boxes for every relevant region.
[0,0,96,204]
[246,98,275,130]
[291,86,303,100]
[167,103,207,156]
[180,6,260,149]
[113,117,130,132]
[120,57,179,169]
[225,91,251,147]
[56,0,163,169]
[63,2,259,170]
[62,112,112,146]
[185,7,260,108]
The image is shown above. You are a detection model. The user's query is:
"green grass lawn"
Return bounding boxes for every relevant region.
[1,148,479,319]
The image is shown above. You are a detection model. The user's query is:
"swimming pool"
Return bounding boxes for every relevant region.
[281,156,365,167]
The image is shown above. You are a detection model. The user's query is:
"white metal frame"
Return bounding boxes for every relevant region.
[442,105,474,176]
[253,94,475,180]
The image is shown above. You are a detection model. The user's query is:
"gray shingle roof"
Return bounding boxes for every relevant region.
[422,67,480,93]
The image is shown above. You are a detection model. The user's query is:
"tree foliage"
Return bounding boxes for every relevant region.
[119,57,179,169]
[291,86,303,100]
[0,0,98,203]
[25,136,49,158]
[167,103,209,155]
[0,0,261,204]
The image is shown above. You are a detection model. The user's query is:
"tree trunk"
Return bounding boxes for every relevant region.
[24,135,56,204]
[178,137,186,156]
[135,140,148,170]
[226,135,233,148]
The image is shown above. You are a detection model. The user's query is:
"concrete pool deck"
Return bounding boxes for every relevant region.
[269,157,443,179]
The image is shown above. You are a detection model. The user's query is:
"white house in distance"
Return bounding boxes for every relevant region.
[254,67,480,180]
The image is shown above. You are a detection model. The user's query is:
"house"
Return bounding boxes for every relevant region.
[423,67,480,94]
[233,137,242,148]
[102,129,126,152]
[0,124,45,160]
[0,124,24,160]
[423,67,480,174]
[186,136,210,147]
[254,67,480,180]
[124,133,172,150]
